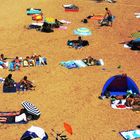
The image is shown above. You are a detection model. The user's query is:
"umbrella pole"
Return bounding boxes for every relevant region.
[51,129,68,140]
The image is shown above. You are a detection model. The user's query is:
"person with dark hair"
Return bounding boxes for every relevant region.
[19,76,35,91]
[13,56,21,70]
[0,111,32,123]
[104,7,113,26]
[73,36,83,49]
[0,54,7,69]
[4,74,15,88]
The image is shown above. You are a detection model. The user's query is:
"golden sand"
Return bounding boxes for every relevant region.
[0,0,140,139]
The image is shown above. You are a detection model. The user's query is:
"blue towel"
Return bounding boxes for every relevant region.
[60,61,78,69]
[26,10,42,15]
[120,130,140,140]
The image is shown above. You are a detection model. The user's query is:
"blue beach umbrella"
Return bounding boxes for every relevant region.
[21,101,41,116]
[20,126,48,140]
[73,27,92,36]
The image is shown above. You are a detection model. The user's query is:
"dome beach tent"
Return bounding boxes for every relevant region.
[101,74,139,97]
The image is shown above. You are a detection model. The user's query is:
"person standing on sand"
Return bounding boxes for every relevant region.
[104,7,113,27]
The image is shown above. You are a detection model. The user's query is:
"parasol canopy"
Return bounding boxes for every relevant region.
[64,122,73,135]
[21,101,41,116]
[73,27,92,36]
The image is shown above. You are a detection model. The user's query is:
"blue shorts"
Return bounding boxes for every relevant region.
[107,16,113,22]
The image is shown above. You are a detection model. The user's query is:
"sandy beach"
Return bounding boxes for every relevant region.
[0,0,140,139]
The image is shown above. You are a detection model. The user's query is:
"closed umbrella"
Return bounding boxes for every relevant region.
[21,101,41,116]
[73,27,92,36]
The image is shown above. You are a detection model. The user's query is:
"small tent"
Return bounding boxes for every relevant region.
[20,126,48,140]
[101,74,139,97]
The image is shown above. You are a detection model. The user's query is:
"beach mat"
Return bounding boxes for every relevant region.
[0,111,20,117]
[90,15,104,20]
[60,59,104,69]
[60,60,87,69]
[26,9,42,15]
[120,130,140,140]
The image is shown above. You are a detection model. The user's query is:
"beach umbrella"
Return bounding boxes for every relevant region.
[21,101,41,116]
[73,27,92,36]
[44,17,55,24]
[20,126,48,140]
[32,14,43,21]
[64,122,73,135]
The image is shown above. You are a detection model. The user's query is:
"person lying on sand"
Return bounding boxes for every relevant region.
[0,54,8,69]
[13,56,22,70]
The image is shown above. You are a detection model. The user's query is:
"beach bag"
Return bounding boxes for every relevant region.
[67,40,73,46]
[81,19,88,23]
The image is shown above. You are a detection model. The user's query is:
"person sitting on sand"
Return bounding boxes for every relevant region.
[19,76,35,91]
[54,19,63,28]
[13,56,22,70]
[38,55,47,65]
[82,56,97,66]
[25,56,35,67]
[3,74,15,88]
[103,7,113,27]
[72,36,83,49]
[125,94,135,107]
[0,54,7,69]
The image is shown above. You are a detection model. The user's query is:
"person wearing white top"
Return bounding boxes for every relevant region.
[0,113,32,123]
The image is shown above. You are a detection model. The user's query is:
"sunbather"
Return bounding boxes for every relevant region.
[0,112,31,123]
[39,55,47,65]
[3,74,15,88]
[82,56,97,66]
[25,56,35,67]
[0,54,7,69]
[125,95,135,107]
[19,76,35,91]
[13,56,21,70]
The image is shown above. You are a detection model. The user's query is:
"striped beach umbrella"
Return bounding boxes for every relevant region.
[73,27,92,36]
[21,101,41,116]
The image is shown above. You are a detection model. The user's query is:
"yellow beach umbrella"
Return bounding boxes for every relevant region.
[44,17,55,24]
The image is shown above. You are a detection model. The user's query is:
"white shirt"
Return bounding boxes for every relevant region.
[15,113,27,123]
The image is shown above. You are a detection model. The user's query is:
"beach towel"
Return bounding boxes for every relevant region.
[111,99,132,109]
[59,20,71,24]
[26,9,42,15]
[60,59,104,69]
[134,13,140,18]
[0,111,20,117]
[0,61,8,69]
[120,130,140,140]
[90,15,104,21]
[63,4,74,8]
[123,44,131,48]
[57,26,67,30]
[63,4,79,12]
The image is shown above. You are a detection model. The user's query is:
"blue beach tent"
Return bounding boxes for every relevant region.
[101,74,139,97]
